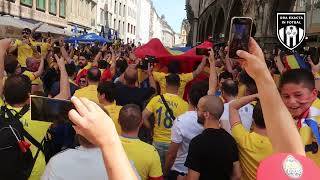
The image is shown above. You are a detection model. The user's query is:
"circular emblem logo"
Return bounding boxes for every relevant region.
[282,155,303,179]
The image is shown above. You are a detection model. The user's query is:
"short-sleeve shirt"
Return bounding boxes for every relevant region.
[232,124,272,180]
[0,99,51,180]
[146,93,188,143]
[74,84,99,103]
[120,136,162,180]
[23,70,43,86]
[185,128,239,180]
[152,72,193,97]
[220,101,254,134]
[171,111,204,173]
[14,39,33,67]
[104,103,122,134]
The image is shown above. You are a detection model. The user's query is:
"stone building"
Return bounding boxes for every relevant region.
[66,0,97,34]
[0,0,68,37]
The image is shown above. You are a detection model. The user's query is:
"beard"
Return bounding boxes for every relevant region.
[78,63,86,69]
[197,116,204,125]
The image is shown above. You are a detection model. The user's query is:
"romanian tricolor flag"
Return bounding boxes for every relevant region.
[284,53,309,70]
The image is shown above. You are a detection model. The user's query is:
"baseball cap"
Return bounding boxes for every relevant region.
[257,153,320,180]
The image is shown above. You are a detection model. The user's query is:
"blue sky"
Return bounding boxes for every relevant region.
[152,0,186,33]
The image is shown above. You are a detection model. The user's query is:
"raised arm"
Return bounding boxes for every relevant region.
[142,109,153,129]
[207,49,218,96]
[93,45,109,66]
[110,47,118,77]
[69,97,138,180]
[236,37,305,155]
[0,39,11,97]
[192,56,206,78]
[31,22,44,34]
[53,54,71,100]
[32,55,45,79]
[274,51,285,74]
[59,37,73,64]
[147,63,157,90]
[229,94,258,127]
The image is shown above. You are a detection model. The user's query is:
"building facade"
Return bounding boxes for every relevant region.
[96,0,108,34]
[0,0,68,35]
[161,15,175,47]
[66,0,97,34]
[174,18,190,47]
[136,0,151,44]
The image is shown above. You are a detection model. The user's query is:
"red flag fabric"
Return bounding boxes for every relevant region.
[134,39,213,73]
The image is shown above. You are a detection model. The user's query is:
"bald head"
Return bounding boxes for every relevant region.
[221,79,238,97]
[124,66,138,85]
[87,67,101,82]
[198,95,224,121]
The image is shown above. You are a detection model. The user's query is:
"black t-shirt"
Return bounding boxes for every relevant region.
[185,128,239,180]
[114,83,155,108]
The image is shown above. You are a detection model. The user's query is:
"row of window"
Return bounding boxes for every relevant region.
[7,0,66,17]
[127,23,135,35]
[114,1,125,17]
[113,0,136,19]
[112,19,136,35]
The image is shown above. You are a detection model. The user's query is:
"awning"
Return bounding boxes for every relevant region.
[0,15,71,37]
[36,23,72,36]
[0,15,34,29]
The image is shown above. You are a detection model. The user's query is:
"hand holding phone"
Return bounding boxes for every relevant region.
[228,17,253,59]
[196,48,210,56]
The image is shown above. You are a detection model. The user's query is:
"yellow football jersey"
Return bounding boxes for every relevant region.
[146,93,188,143]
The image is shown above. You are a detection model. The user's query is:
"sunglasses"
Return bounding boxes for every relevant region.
[22,31,30,35]
[80,80,87,83]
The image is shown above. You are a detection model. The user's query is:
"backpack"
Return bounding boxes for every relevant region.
[0,105,43,180]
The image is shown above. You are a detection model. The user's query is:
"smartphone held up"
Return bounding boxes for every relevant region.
[196,48,210,56]
[31,95,75,124]
[228,17,253,59]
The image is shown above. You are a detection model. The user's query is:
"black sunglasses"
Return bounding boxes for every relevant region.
[22,31,30,35]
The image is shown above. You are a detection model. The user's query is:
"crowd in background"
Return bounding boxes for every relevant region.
[0,24,319,180]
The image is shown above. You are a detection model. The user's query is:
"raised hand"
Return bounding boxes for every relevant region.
[236,37,270,81]
[68,97,117,148]
[307,55,320,75]
[54,54,65,68]
[208,48,216,65]
[59,37,65,47]
[0,38,13,52]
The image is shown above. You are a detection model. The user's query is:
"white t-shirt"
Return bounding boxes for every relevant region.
[220,101,254,134]
[171,111,204,174]
[41,146,140,180]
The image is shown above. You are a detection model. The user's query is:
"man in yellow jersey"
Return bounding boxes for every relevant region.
[279,69,320,166]
[119,104,163,180]
[22,56,45,94]
[9,23,43,67]
[74,67,101,103]
[97,81,122,134]
[229,95,273,180]
[143,74,188,169]
[0,38,70,180]
[152,58,206,97]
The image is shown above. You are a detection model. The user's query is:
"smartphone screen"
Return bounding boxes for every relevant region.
[31,95,75,123]
[228,17,253,59]
[309,47,320,65]
[36,46,41,54]
[196,48,209,56]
